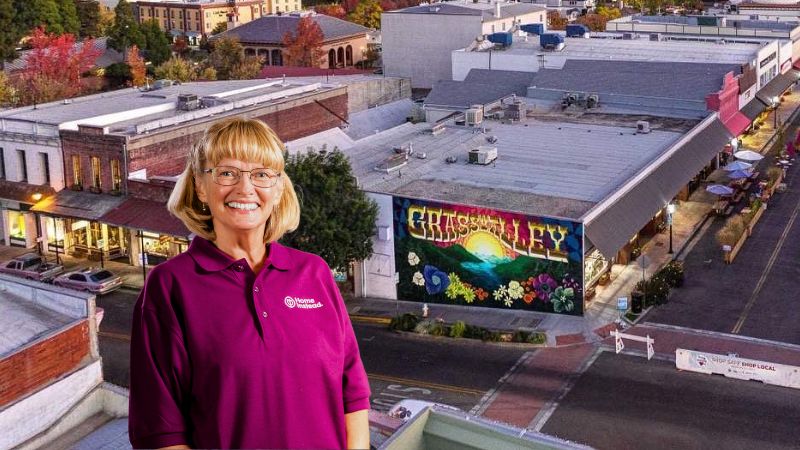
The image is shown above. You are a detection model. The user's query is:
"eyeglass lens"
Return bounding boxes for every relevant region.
[213,166,279,187]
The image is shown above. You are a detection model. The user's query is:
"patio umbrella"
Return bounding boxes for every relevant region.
[734,150,764,161]
[723,161,753,171]
[706,184,735,196]
[728,169,751,179]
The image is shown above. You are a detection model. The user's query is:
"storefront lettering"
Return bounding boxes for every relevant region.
[406,204,569,262]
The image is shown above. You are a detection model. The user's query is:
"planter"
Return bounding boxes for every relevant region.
[746,204,766,236]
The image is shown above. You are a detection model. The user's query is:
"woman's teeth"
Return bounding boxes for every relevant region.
[226,202,259,210]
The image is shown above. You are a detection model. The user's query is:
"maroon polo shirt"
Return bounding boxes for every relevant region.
[128,237,371,449]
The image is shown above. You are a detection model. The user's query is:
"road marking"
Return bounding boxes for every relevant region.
[368,373,484,396]
[470,351,534,416]
[98,331,131,341]
[351,315,391,325]
[732,196,800,334]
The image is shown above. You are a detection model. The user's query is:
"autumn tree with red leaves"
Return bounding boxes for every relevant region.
[16,27,102,105]
[282,16,325,67]
[315,4,347,19]
[126,45,146,87]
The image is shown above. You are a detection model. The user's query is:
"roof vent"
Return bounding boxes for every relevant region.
[468,145,497,165]
[466,105,483,126]
[177,93,199,111]
[374,153,409,173]
[636,120,651,134]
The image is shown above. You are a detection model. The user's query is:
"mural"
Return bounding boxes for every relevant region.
[393,197,584,316]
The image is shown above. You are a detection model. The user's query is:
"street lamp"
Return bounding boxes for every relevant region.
[773,96,780,129]
[667,202,676,254]
[31,193,43,256]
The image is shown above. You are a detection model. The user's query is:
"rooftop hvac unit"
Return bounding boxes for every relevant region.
[586,94,599,109]
[177,93,199,111]
[466,106,483,126]
[200,96,228,108]
[622,33,634,40]
[468,145,498,165]
[152,79,174,90]
[636,120,651,134]
[649,33,662,41]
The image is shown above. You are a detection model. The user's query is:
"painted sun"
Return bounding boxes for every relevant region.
[463,231,506,259]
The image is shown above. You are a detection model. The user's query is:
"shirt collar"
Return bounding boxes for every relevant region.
[188,236,292,272]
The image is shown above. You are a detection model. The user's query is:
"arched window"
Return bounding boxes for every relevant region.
[244,48,256,56]
[345,45,353,66]
[258,48,269,65]
[328,49,336,69]
[337,47,344,68]
[271,49,283,66]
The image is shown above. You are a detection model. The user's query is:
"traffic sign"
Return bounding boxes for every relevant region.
[617,297,628,311]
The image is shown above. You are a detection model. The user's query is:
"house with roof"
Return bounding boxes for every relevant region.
[217,12,371,69]
[381,1,547,88]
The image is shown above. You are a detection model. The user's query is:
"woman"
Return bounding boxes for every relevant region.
[128,117,371,449]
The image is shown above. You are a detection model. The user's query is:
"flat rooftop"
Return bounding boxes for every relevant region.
[460,35,761,66]
[345,111,687,219]
[0,292,74,358]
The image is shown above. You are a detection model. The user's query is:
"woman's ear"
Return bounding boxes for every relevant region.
[195,172,208,204]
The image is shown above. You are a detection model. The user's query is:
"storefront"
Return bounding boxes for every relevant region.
[0,182,56,249]
[137,231,189,266]
[65,219,128,261]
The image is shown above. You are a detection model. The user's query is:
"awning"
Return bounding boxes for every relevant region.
[740,98,766,121]
[723,111,751,137]
[794,60,800,71]
[31,189,126,221]
[755,71,800,106]
[582,117,733,259]
[0,180,56,205]
[100,198,190,238]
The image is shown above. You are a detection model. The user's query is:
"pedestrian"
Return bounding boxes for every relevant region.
[128,117,371,449]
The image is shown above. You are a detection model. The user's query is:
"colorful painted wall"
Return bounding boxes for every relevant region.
[393,197,585,316]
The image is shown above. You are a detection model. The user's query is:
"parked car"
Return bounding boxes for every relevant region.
[0,253,64,282]
[53,268,123,294]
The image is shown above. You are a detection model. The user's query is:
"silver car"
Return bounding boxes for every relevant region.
[54,268,124,294]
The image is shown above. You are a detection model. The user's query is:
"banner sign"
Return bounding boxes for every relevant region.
[675,349,800,389]
[393,197,584,315]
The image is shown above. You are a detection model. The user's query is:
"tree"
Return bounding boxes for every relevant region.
[56,0,81,35]
[575,14,608,32]
[198,66,217,80]
[547,10,567,30]
[208,36,245,79]
[14,0,63,35]
[126,44,146,86]
[97,3,115,35]
[282,16,324,67]
[229,56,262,79]
[348,0,382,29]
[154,56,195,82]
[342,0,359,13]
[0,71,18,106]
[76,0,101,37]
[140,20,171,65]
[211,21,227,35]
[108,0,144,53]
[15,27,102,105]
[595,6,622,21]
[104,61,131,88]
[315,3,347,19]
[172,35,190,58]
[282,148,379,272]
[0,0,22,68]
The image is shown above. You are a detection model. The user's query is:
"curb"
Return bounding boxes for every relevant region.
[350,314,391,325]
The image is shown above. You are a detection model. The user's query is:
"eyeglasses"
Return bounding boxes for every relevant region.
[203,166,281,188]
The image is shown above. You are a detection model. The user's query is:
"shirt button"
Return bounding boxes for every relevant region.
[262,311,268,318]
[234,264,244,272]
[254,286,260,293]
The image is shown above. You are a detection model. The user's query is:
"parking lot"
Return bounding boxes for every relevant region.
[541,352,800,450]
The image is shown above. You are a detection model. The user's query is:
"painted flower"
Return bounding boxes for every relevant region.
[493,285,508,302]
[503,296,514,308]
[412,271,425,286]
[475,288,489,301]
[552,287,575,313]
[422,265,450,295]
[561,276,581,292]
[507,280,524,299]
[523,292,536,304]
[532,274,558,302]
[408,252,420,266]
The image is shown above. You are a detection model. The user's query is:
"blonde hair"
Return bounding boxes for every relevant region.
[168,117,300,243]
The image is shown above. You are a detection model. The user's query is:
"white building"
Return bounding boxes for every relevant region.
[381,1,546,89]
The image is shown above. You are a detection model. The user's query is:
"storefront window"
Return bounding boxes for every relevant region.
[8,211,26,241]
[141,232,172,265]
[584,249,609,288]
[46,218,65,250]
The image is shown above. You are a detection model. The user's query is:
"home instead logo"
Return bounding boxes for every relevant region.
[284,295,323,309]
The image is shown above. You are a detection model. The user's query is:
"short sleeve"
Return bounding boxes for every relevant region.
[323,264,371,414]
[128,266,192,449]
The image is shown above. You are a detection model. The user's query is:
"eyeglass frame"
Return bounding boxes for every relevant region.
[202,165,282,188]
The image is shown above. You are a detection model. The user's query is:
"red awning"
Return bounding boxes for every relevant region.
[793,60,800,71]
[100,198,190,238]
[723,112,751,137]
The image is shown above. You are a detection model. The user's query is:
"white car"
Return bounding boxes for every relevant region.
[54,267,123,294]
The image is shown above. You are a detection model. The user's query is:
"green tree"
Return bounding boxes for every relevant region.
[282,148,379,272]
[97,3,114,35]
[154,56,195,82]
[348,0,381,29]
[15,0,63,35]
[595,5,622,21]
[104,61,131,87]
[211,21,227,35]
[0,71,18,106]
[141,20,171,65]
[108,0,144,52]
[208,36,245,79]
[76,0,101,37]
[56,0,81,35]
[0,0,22,68]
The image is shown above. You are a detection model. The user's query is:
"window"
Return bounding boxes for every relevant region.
[40,152,50,185]
[196,11,200,20]
[179,10,183,18]
[0,148,5,179]
[91,156,101,189]
[72,155,82,187]
[17,150,27,182]
[155,9,159,18]
[69,274,87,282]
[111,159,121,191]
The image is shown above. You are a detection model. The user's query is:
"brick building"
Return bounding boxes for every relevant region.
[25,79,347,268]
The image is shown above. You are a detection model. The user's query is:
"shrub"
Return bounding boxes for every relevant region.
[657,261,685,288]
[716,215,746,247]
[511,330,530,343]
[526,332,547,345]
[389,313,419,332]
[635,275,671,306]
[450,320,467,338]
[414,319,433,334]
[767,167,782,186]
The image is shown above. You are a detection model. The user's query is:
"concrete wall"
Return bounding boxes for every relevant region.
[0,121,64,191]
[382,12,483,89]
[356,193,396,299]
[452,48,541,81]
[347,77,413,114]
[480,11,546,35]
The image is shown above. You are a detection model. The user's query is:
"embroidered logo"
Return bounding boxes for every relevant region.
[284,295,323,309]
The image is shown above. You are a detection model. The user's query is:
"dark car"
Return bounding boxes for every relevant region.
[54,268,124,294]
